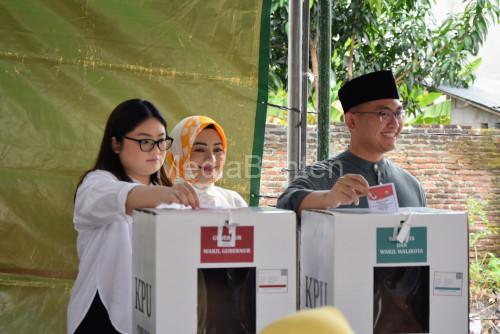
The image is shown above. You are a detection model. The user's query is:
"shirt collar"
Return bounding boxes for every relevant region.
[193,183,215,193]
[340,150,387,173]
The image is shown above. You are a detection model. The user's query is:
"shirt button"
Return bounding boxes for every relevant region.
[373,164,378,172]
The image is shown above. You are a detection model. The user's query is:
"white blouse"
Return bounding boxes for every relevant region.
[193,183,248,208]
[67,170,140,334]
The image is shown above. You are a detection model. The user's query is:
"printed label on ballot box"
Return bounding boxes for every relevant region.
[200,226,254,263]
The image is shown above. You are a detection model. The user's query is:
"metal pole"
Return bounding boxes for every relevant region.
[300,0,310,172]
[317,0,331,161]
[288,0,302,182]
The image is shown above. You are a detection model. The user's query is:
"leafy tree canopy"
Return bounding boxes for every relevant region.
[269,0,500,116]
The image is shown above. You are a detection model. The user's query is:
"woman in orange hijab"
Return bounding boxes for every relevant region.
[166,115,247,208]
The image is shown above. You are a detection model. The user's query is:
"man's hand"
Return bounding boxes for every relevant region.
[325,174,369,208]
[297,174,369,214]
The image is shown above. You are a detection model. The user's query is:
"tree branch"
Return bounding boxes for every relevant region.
[348,32,356,80]
[395,43,448,84]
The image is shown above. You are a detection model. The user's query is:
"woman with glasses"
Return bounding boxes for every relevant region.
[67,99,199,334]
[166,115,247,208]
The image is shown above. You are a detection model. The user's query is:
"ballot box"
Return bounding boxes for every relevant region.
[300,207,468,334]
[132,207,297,334]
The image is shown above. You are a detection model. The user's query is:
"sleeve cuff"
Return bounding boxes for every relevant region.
[117,183,141,219]
[277,189,313,212]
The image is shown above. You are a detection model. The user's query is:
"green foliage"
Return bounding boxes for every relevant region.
[269,0,289,93]
[269,0,500,121]
[267,88,288,125]
[404,91,451,125]
[467,198,499,305]
[267,88,340,125]
[414,100,451,125]
[468,198,492,245]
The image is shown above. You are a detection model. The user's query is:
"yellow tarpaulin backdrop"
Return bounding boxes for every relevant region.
[0,1,271,332]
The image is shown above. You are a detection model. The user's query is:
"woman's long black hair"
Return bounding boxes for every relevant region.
[76,99,173,196]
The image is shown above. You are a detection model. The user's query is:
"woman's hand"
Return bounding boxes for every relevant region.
[162,181,200,209]
[126,182,200,214]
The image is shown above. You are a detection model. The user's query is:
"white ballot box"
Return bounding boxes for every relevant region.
[132,207,297,334]
[300,207,468,334]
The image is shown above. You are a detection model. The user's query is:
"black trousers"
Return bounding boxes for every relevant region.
[74,291,121,334]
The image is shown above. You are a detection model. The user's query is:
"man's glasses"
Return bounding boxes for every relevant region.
[350,110,405,123]
[124,136,174,152]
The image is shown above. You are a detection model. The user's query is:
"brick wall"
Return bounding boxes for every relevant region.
[259,123,500,255]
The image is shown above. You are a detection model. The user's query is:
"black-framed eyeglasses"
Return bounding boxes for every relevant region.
[350,110,405,123]
[123,136,174,152]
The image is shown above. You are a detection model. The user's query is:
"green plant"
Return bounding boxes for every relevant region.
[267,88,289,125]
[467,198,499,308]
[269,0,500,119]
[404,90,452,125]
[267,80,341,125]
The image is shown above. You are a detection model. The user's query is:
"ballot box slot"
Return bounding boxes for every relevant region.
[373,266,429,334]
[198,267,256,334]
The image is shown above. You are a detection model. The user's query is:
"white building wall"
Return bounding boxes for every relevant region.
[450,99,500,128]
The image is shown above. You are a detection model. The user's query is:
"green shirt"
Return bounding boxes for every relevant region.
[277,150,426,211]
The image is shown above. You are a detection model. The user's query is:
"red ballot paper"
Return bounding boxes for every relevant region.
[367,183,399,212]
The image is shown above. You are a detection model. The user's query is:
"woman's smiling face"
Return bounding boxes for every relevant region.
[187,128,226,185]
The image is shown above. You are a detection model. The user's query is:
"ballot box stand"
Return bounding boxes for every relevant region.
[133,207,297,334]
[300,208,468,334]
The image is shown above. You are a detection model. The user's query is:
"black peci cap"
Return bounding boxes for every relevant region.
[338,70,400,113]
